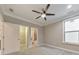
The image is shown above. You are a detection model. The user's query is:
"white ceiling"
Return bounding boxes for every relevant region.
[1,4,79,26]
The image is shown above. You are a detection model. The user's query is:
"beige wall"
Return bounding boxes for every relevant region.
[3,15,44,46]
[44,21,79,51]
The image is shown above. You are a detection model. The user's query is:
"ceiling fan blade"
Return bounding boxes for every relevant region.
[32,10,42,14]
[42,8,46,13]
[35,16,41,19]
[45,4,50,11]
[44,17,47,21]
[46,13,55,16]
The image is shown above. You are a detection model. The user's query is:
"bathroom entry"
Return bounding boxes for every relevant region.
[31,27,38,48]
[19,25,28,51]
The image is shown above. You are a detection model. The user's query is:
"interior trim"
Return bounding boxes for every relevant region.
[3,12,43,26]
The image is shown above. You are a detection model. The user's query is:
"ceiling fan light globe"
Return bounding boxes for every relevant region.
[41,14,46,18]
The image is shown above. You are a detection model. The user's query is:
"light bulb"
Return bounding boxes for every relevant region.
[67,5,72,9]
[41,14,46,18]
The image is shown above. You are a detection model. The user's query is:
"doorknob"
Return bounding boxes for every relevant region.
[18,39,20,40]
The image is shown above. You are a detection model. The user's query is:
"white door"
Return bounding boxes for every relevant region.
[3,22,20,54]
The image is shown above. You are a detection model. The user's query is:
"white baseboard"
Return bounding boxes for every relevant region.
[37,43,45,47]
[44,43,79,54]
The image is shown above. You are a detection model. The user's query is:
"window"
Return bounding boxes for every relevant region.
[64,17,79,44]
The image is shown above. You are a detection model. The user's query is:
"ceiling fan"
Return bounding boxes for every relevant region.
[32,4,55,21]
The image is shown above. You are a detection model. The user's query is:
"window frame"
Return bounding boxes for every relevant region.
[63,19,79,45]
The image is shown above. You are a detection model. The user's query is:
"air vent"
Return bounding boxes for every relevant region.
[9,8,14,12]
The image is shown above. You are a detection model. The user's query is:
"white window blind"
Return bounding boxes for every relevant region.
[64,16,79,44]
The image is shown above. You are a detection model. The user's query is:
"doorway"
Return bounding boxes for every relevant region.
[19,25,28,52]
[31,27,38,48]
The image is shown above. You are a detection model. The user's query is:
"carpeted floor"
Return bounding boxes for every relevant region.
[7,46,79,55]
